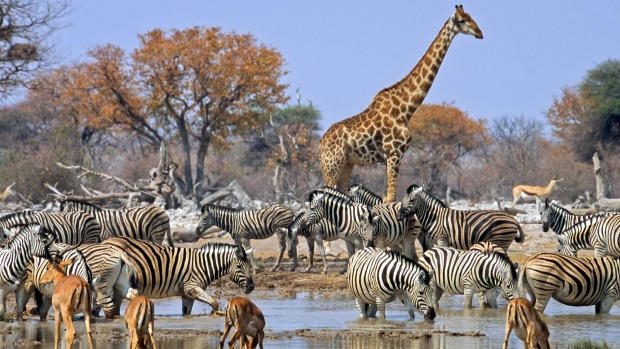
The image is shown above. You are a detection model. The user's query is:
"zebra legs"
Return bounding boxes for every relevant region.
[271,229,288,272]
[183,284,218,315]
[595,294,617,314]
[314,238,329,274]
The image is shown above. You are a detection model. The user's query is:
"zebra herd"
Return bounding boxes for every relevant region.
[2,187,620,346]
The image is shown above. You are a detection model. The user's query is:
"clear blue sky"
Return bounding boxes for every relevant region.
[57,1,620,132]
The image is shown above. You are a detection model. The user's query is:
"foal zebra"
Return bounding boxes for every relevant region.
[349,183,423,261]
[195,203,295,272]
[519,252,620,313]
[0,225,55,319]
[103,237,254,316]
[0,211,100,244]
[287,210,340,273]
[304,189,370,273]
[60,199,174,246]
[347,247,436,320]
[419,246,518,309]
[398,185,523,251]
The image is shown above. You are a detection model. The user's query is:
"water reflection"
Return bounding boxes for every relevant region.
[1,292,620,348]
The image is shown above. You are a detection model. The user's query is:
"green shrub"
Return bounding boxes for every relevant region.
[567,338,613,349]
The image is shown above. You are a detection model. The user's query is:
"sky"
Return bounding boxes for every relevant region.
[56,1,620,132]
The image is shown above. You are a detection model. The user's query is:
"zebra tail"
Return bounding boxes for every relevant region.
[166,226,175,248]
[514,224,525,243]
[136,301,146,329]
[517,261,528,299]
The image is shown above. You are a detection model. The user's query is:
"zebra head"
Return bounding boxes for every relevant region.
[494,253,519,301]
[409,268,436,320]
[358,208,379,248]
[229,245,255,294]
[287,211,306,259]
[304,191,326,225]
[195,204,218,236]
[540,199,552,232]
[398,184,423,220]
[31,225,56,259]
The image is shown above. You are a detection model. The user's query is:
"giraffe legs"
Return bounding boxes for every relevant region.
[384,154,403,203]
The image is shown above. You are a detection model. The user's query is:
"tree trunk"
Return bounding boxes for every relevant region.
[593,152,606,201]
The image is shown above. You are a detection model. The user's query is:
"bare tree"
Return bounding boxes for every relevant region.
[0,0,70,96]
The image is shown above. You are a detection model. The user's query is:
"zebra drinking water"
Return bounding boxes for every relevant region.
[195,203,294,272]
[419,246,519,309]
[347,247,436,320]
[60,199,174,246]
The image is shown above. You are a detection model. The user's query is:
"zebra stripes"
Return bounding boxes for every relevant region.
[195,203,295,272]
[102,237,254,316]
[399,185,524,251]
[287,210,340,273]
[349,183,422,261]
[0,211,100,244]
[540,199,616,234]
[347,247,436,320]
[60,199,174,246]
[419,246,519,309]
[589,215,620,258]
[519,252,620,313]
[304,189,369,273]
[0,225,55,319]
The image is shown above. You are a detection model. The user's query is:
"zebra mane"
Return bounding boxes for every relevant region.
[384,249,431,284]
[405,184,422,195]
[307,188,354,205]
[2,224,40,248]
[60,199,102,212]
[416,189,448,208]
[487,251,517,280]
[196,242,248,261]
[201,204,240,214]
[349,183,382,205]
[0,210,36,224]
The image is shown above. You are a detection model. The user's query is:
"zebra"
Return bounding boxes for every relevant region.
[102,237,254,316]
[19,242,135,320]
[540,199,617,256]
[0,225,55,319]
[349,183,423,261]
[287,210,341,273]
[519,252,620,313]
[589,215,620,258]
[398,184,524,251]
[419,246,519,309]
[304,189,369,273]
[195,203,294,272]
[539,198,615,234]
[346,247,436,320]
[0,210,100,244]
[60,199,174,246]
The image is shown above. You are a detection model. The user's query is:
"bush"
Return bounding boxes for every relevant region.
[568,338,613,349]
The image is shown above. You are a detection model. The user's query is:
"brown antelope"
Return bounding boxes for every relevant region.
[503,297,550,349]
[125,295,157,349]
[219,297,265,349]
[39,259,95,349]
[0,182,15,202]
[510,176,563,209]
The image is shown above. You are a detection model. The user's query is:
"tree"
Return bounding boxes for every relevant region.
[36,26,289,199]
[403,103,489,194]
[0,0,70,96]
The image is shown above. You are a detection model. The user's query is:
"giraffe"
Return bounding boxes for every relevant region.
[319,5,483,203]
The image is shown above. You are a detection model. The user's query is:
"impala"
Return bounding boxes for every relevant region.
[125,295,157,349]
[510,176,563,210]
[39,259,95,349]
[503,297,550,349]
[219,297,265,349]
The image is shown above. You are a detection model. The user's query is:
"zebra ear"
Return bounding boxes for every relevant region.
[92,275,101,287]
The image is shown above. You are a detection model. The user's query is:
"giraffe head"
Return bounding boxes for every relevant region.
[453,5,483,39]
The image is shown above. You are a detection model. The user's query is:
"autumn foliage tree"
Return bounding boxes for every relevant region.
[403,103,489,194]
[34,26,289,199]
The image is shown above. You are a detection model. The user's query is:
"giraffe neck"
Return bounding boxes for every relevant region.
[378,16,460,122]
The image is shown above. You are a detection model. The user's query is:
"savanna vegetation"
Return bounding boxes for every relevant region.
[0,0,619,208]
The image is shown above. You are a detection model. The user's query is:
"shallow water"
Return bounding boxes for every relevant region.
[1,291,620,348]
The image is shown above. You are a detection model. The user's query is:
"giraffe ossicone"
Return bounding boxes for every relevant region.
[318,5,483,203]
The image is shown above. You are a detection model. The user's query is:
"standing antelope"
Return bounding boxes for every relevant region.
[510,176,563,209]
[219,297,265,349]
[125,295,157,349]
[503,297,550,349]
[39,259,95,349]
